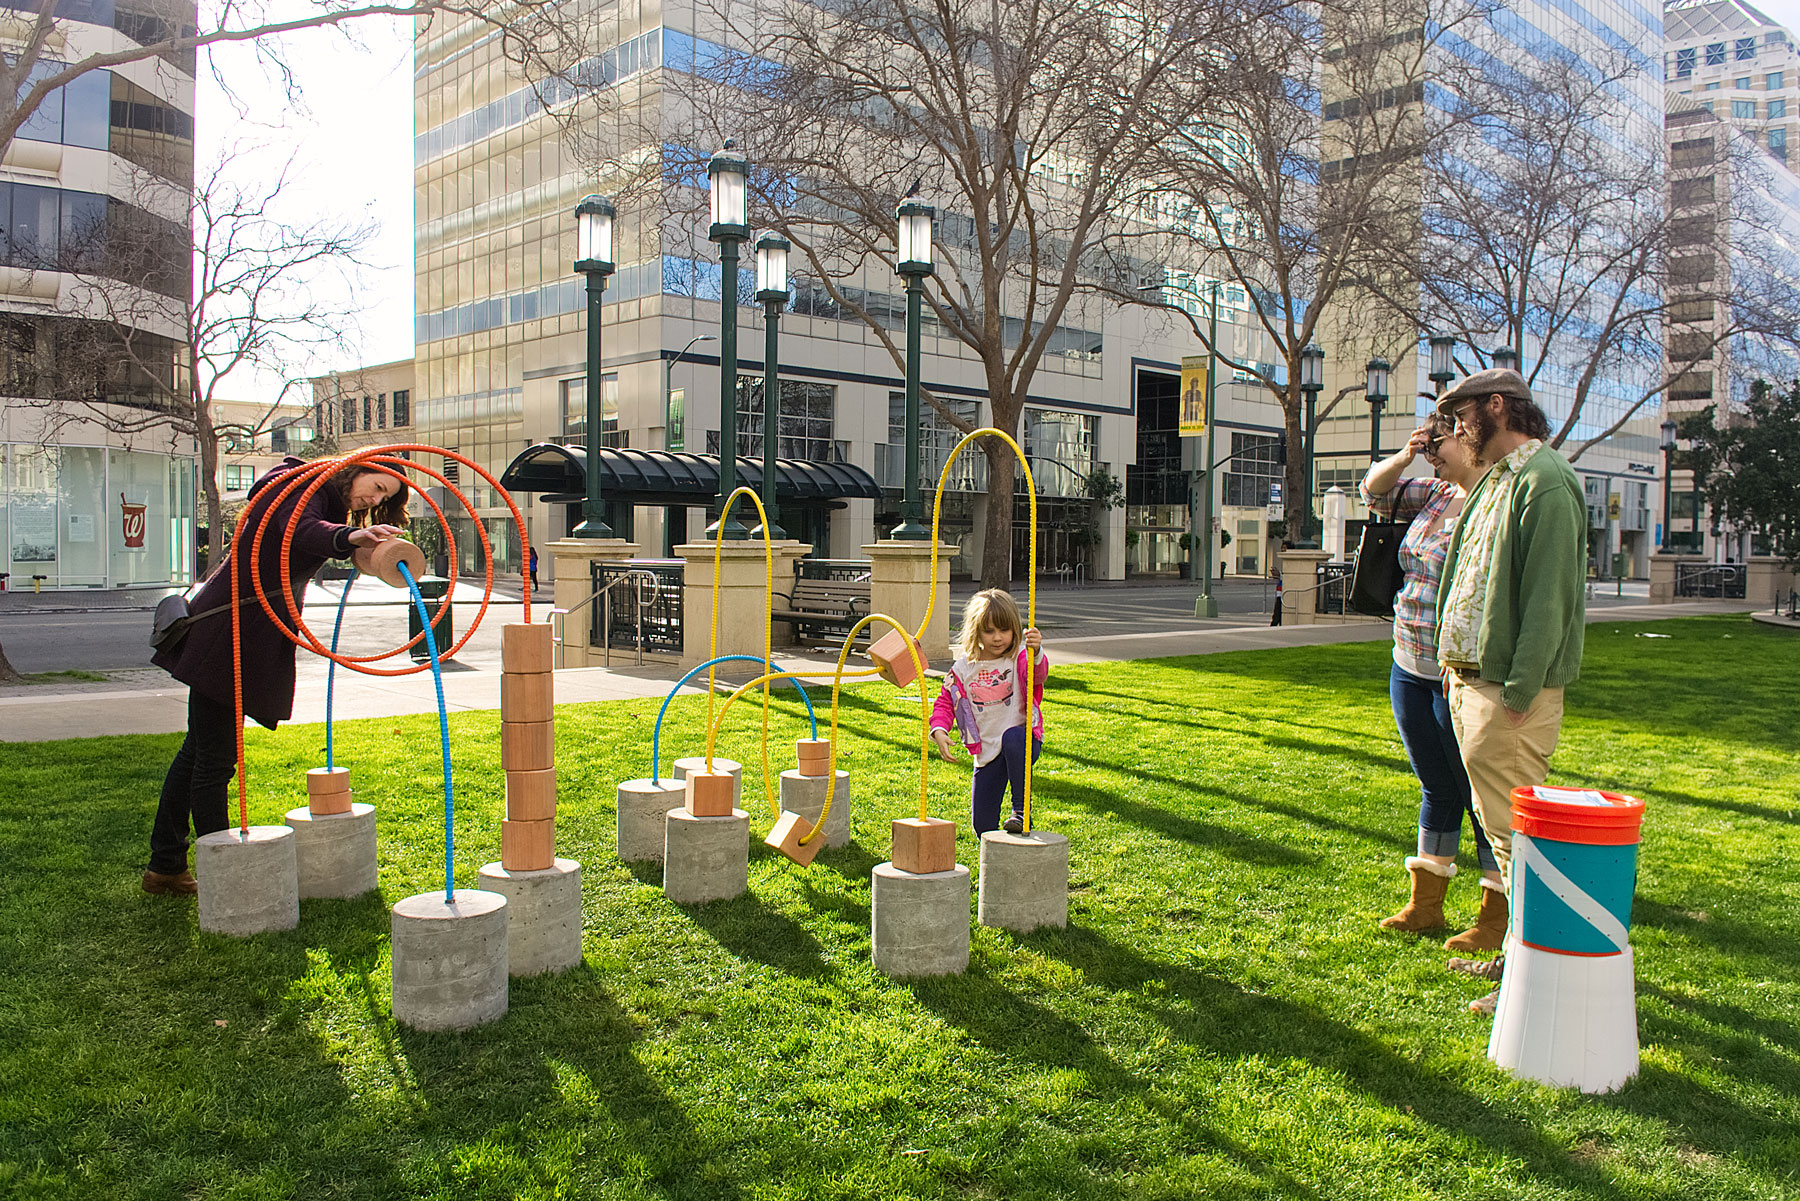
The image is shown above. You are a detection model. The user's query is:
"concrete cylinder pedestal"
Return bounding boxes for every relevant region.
[779,770,852,847]
[663,808,749,904]
[672,757,741,806]
[479,858,583,977]
[195,825,299,936]
[285,804,378,899]
[390,889,509,1031]
[871,862,971,977]
[977,830,1069,933]
[617,778,687,863]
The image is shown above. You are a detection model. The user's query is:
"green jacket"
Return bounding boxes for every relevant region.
[1435,443,1587,710]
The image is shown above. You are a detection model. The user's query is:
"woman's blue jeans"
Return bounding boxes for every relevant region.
[1389,663,1497,872]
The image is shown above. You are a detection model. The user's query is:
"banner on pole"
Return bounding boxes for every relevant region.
[1179,355,1208,439]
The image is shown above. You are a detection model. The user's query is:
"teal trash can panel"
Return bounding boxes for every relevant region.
[1515,837,1638,957]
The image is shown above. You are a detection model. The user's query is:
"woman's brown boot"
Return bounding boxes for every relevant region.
[1379,858,1454,932]
[1445,878,1508,952]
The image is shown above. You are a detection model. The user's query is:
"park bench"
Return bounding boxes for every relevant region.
[771,576,872,645]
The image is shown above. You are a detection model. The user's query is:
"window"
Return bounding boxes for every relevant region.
[885,392,982,491]
[376,393,386,429]
[1733,99,1757,119]
[341,398,355,433]
[1772,127,1789,160]
[1222,433,1282,507]
[1769,72,1785,89]
[1736,76,1753,89]
[1706,42,1726,65]
[1702,100,1714,113]
[1023,408,1098,497]
[1704,81,1722,91]
[1770,98,1787,119]
[561,373,618,444]
[1677,47,1696,76]
[735,377,836,461]
[224,464,255,490]
[362,395,371,429]
[392,389,410,427]
[1736,37,1756,61]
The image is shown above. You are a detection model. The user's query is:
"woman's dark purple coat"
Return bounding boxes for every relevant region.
[153,458,356,729]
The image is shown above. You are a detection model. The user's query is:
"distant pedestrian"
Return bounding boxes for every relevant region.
[144,459,408,896]
[1433,368,1587,1015]
[1360,413,1501,950]
[529,545,540,590]
[930,589,1048,836]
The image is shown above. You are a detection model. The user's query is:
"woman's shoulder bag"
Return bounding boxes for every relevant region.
[1347,520,1410,619]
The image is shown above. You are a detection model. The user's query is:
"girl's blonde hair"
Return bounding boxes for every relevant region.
[959,588,1024,659]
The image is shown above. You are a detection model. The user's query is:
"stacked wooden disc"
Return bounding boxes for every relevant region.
[306,766,354,815]
[499,624,556,870]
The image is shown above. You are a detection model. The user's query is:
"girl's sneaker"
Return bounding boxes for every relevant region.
[1003,813,1024,835]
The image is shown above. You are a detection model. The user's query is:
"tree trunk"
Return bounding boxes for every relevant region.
[196,406,226,569]
[979,418,1021,588]
[0,638,23,685]
[1282,384,1307,538]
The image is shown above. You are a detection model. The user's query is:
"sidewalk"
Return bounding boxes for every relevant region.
[0,592,1758,743]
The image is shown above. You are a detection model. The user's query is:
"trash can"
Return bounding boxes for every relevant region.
[408,576,454,662]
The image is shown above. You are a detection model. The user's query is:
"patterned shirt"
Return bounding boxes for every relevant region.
[1438,439,1543,667]
[1360,474,1462,678]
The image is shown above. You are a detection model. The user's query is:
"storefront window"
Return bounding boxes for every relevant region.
[4,442,192,588]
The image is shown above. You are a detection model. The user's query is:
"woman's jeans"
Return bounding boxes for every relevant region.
[148,691,238,873]
[971,725,1043,834]
[1389,663,1497,873]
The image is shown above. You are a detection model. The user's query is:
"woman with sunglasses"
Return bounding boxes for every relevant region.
[1359,411,1505,953]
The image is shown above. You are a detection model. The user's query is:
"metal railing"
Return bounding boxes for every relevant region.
[1674,562,1747,599]
[1316,562,1354,615]
[591,561,684,660]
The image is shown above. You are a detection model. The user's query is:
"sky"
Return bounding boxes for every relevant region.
[191,1,1800,409]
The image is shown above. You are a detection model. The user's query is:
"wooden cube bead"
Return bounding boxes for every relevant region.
[891,817,957,874]
[869,628,926,687]
[309,787,354,816]
[501,623,554,673]
[500,817,554,871]
[764,810,824,866]
[501,719,555,772]
[305,766,350,797]
[505,768,557,822]
[501,671,554,723]
[685,770,736,817]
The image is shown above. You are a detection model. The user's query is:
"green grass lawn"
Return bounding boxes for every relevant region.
[1,615,1795,1200]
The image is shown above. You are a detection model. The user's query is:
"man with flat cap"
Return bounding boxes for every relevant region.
[1432,367,1587,1015]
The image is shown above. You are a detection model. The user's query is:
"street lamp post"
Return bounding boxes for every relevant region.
[891,198,935,539]
[1364,356,1390,463]
[662,333,716,452]
[1428,333,1456,396]
[1194,280,1221,618]
[754,232,789,540]
[707,143,750,540]
[1298,342,1324,547]
[1491,345,1520,373]
[1661,416,1678,552]
[572,194,616,538]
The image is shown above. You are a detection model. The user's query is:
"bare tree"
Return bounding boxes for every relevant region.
[681,0,1258,585]
[1407,47,1800,461]
[18,150,376,568]
[1109,0,1485,540]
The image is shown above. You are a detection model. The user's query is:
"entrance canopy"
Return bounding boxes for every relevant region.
[499,443,885,507]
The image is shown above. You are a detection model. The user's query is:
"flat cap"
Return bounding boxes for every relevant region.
[1436,367,1533,414]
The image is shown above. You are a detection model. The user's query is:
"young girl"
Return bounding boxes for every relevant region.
[929,589,1048,835]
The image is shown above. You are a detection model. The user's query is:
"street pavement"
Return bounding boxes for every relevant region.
[0,574,1757,743]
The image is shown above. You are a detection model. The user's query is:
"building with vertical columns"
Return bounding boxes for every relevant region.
[0,0,198,592]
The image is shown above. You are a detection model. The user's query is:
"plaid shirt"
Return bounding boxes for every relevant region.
[1361,474,1462,675]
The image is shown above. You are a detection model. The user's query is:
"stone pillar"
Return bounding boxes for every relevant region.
[390,889,509,1031]
[863,540,959,664]
[1322,487,1348,561]
[675,541,812,667]
[1648,553,1682,605]
[543,537,642,667]
[195,826,299,936]
[1278,548,1332,626]
[1746,556,1799,610]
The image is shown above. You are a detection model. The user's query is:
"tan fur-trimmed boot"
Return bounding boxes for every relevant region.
[1379,857,1454,932]
[1445,877,1508,953]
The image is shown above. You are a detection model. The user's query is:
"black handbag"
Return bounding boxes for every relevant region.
[1348,520,1409,618]
[149,592,238,652]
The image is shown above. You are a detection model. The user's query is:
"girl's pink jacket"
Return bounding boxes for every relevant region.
[929,646,1049,756]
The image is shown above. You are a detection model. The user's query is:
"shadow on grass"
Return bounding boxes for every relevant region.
[1631,897,1798,971]
[1033,775,1316,867]
[682,889,836,980]
[1022,924,1695,1201]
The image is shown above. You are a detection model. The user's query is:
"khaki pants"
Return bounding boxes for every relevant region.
[1445,673,1564,898]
